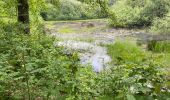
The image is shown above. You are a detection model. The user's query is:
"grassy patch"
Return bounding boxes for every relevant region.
[148,41,170,53]
[106,41,170,79]
[57,24,102,34]
[106,41,145,64]
[58,26,75,33]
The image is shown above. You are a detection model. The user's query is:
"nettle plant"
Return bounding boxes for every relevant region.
[0,31,100,99]
[96,56,168,99]
[0,32,80,99]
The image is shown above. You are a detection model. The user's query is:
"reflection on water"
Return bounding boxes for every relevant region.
[56,40,111,72]
[92,58,103,72]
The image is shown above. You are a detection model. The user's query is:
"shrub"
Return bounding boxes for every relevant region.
[42,0,101,20]
[41,4,60,21]
[110,1,142,27]
[97,60,168,99]
[104,41,170,99]
[110,0,170,27]
[0,32,82,99]
[57,0,82,20]
[150,11,170,35]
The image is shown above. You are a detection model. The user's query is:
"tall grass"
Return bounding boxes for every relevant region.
[106,41,145,64]
[148,41,170,53]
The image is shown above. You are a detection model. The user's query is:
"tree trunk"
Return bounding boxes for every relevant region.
[17,0,30,34]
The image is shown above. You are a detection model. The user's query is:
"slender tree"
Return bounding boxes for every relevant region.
[17,0,30,34]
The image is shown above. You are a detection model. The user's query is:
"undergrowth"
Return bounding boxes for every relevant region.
[0,30,88,99]
[0,23,170,99]
[106,41,170,99]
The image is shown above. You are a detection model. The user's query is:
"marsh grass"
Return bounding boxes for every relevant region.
[150,41,170,53]
[58,26,75,33]
[106,40,170,68]
[106,41,146,64]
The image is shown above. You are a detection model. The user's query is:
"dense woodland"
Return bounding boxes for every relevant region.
[0,0,170,99]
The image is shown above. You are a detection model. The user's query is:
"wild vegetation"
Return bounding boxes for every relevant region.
[0,0,170,99]
[110,0,170,29]
[41,0,105,20]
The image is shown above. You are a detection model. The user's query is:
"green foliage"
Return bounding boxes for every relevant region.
[41,3,60,20]
[98,60,168,99]
[151,11,170,34]
[1,0,170,99]
[0,0,17,17]
[0,24,97,99]
[0,31,99,99]
[29,0,46,33]
[41,0,104,21]
[58,0,83,20]
[105,41,170,99]
[110,0,170,27]
[0,0,46,33]
[0,22,94,99]
[0,31,169,99]
[109,0,170,34]
[110,4,142,27]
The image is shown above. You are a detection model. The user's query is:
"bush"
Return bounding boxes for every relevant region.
[110,1,142,27]
[57,0,82,20]
[97,61,168,99]
[150,11,170,35]
[110,0,170,27]
[0,21,103,99]
[0,32,83,99]
[42,0,101,21]
[105,41,170,99]
[98,61,169,100]
[40,4,60,21]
